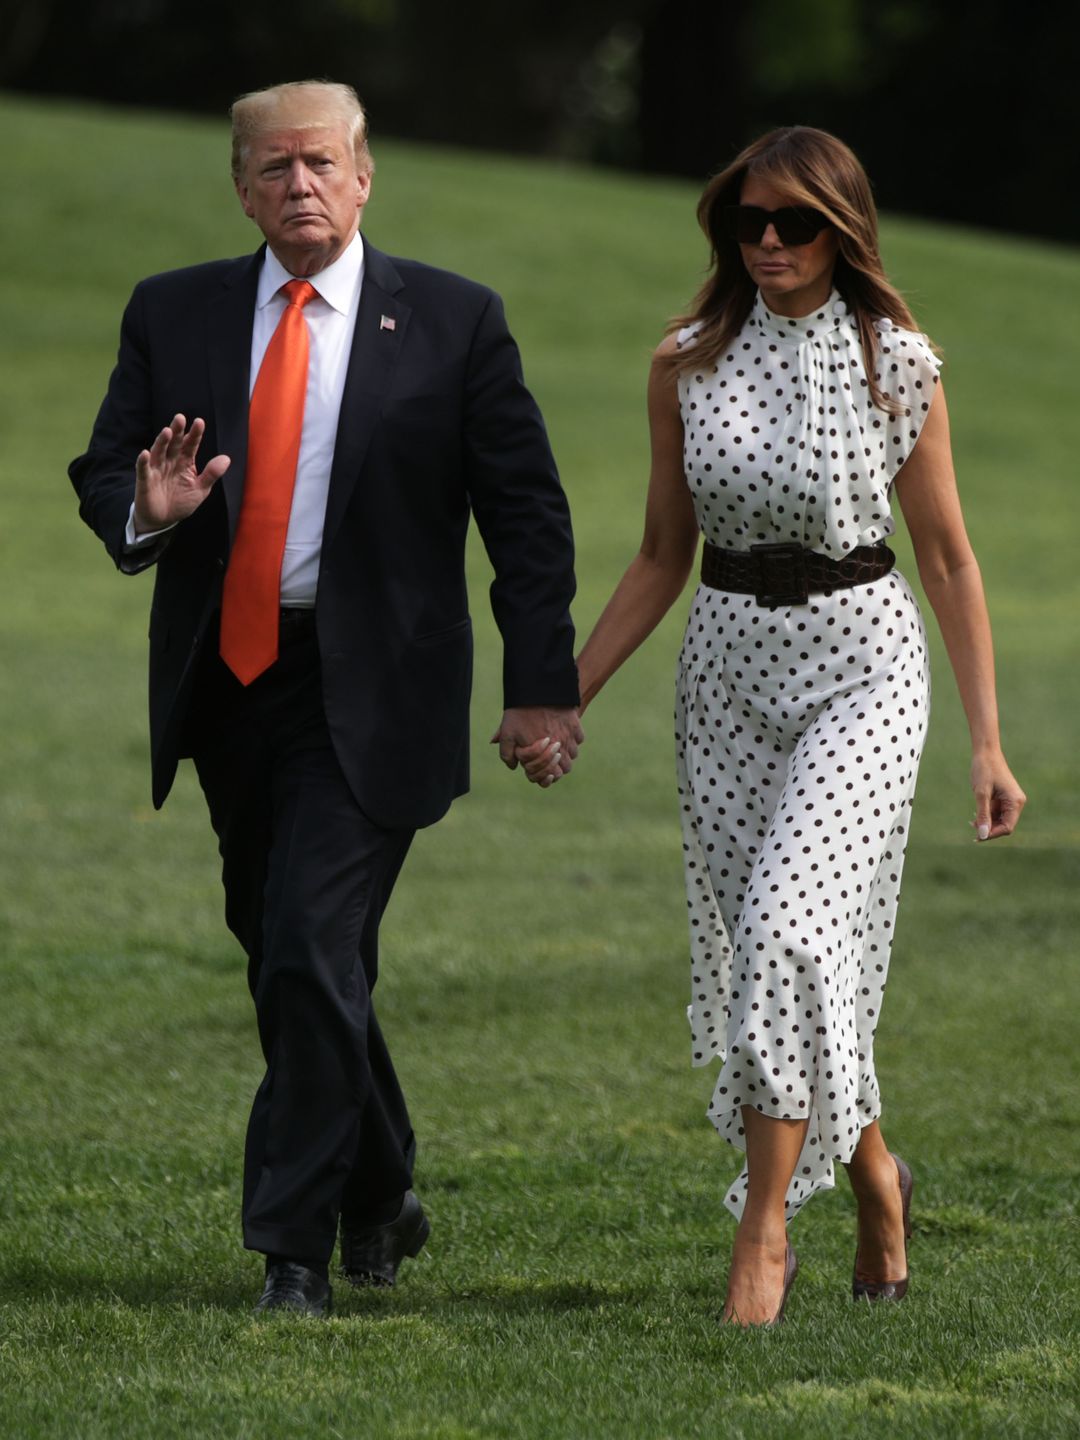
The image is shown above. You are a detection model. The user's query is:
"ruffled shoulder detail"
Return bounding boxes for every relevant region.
[873,320,943,476]
[674,321,706,408]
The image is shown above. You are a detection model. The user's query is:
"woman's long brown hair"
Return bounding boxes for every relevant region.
[667,126,935,414]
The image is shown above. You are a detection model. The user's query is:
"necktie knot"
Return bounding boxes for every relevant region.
[282,279,318,310]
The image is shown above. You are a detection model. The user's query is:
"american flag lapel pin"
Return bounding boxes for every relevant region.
[380,314,396,332]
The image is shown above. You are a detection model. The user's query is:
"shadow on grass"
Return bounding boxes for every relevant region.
[0,1259,255,1312]
[383,1278,634,1314]
[0,1261,645,1318]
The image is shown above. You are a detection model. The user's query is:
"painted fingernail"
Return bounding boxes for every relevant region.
[977,824,990,840]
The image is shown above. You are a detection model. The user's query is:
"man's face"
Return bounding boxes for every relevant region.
[235,114,371,276]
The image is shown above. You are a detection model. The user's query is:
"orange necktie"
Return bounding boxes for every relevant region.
[220,279,318,685]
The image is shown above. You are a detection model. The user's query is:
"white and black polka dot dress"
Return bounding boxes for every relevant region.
[674,290,941,1220]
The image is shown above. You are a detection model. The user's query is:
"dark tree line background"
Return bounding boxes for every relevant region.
[4,0,1077,243]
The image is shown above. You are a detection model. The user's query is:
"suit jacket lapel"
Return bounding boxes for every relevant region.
[321,242,411,553]
[208,249,261,546]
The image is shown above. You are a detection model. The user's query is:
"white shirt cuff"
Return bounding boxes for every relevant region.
[124,502,177,549]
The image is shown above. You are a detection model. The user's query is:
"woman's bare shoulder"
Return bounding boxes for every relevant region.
[653,321,703,364]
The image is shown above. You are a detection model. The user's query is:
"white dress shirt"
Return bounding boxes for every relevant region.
[125,231,366,607]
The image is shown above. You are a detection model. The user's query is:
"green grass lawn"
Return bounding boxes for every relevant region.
[1,94,1078,1439]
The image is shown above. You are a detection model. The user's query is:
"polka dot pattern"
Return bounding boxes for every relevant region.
[673,291,938,1221]
[677,291,941,558]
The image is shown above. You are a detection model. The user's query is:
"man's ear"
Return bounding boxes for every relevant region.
[234,176,256,220]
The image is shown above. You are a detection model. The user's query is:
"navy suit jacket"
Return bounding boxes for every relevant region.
[70,241,580,828]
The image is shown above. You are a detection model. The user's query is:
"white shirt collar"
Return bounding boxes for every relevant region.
[257,230,365,316]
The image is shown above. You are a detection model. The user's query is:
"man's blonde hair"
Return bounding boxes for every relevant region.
[230,80,373,181]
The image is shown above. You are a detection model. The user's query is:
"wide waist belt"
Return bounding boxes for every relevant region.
[700,540,896,607]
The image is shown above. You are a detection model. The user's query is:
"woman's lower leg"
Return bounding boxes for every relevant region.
[723,1107,808,1325]
[844,1120,908,1283]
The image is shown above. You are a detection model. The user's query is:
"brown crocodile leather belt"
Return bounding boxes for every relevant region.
[700,540,896,608]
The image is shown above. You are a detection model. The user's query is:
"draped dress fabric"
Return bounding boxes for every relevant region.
[674,290,941,1220]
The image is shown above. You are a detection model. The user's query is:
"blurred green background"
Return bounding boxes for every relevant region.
[3,0,1079,243]
[0,93,1077,1439]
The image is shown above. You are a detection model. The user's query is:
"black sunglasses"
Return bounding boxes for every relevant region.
[723,204,832,246]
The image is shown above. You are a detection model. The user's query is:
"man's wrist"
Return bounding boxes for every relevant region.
[124,501,176,549]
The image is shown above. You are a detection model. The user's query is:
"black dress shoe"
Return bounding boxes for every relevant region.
[340,1189,430,1288]
[853,1152,913,1302]
[255,1261,332,1317]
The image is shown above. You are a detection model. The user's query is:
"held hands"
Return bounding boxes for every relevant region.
[133,413,230,534]
[971,750,1026,841]
[492,706,585,789]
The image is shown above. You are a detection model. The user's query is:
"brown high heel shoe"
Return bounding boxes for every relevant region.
[771,1243,799,1325]
[721,1243,799,1327]
[852,1153,913,1302]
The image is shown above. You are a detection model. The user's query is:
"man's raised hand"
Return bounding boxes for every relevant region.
[133,414,230,533]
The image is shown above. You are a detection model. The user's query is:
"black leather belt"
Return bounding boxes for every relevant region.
[278,606,316,633]
[700,541,895,608]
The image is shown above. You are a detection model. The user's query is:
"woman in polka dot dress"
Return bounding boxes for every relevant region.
[574,127,1025,1325]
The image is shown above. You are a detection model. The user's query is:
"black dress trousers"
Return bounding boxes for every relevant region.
[188,610,416,1266]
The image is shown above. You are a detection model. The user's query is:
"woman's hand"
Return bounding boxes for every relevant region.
[971,750,1026,840]
[491,707,584,788]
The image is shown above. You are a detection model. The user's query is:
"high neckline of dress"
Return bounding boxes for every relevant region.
[751,288,849,344]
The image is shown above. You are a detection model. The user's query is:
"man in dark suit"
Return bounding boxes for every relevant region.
[70,79,583,1316]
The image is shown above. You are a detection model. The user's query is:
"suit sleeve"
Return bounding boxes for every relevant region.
[462,292,580,708]
[68,282,173,574]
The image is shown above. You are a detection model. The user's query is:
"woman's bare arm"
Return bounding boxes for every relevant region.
[576,338,701,710]
[894,385,1026,839]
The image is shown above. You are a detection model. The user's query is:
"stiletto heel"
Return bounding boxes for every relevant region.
[770,1244,798,1325]
[853,1152,913,1301]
